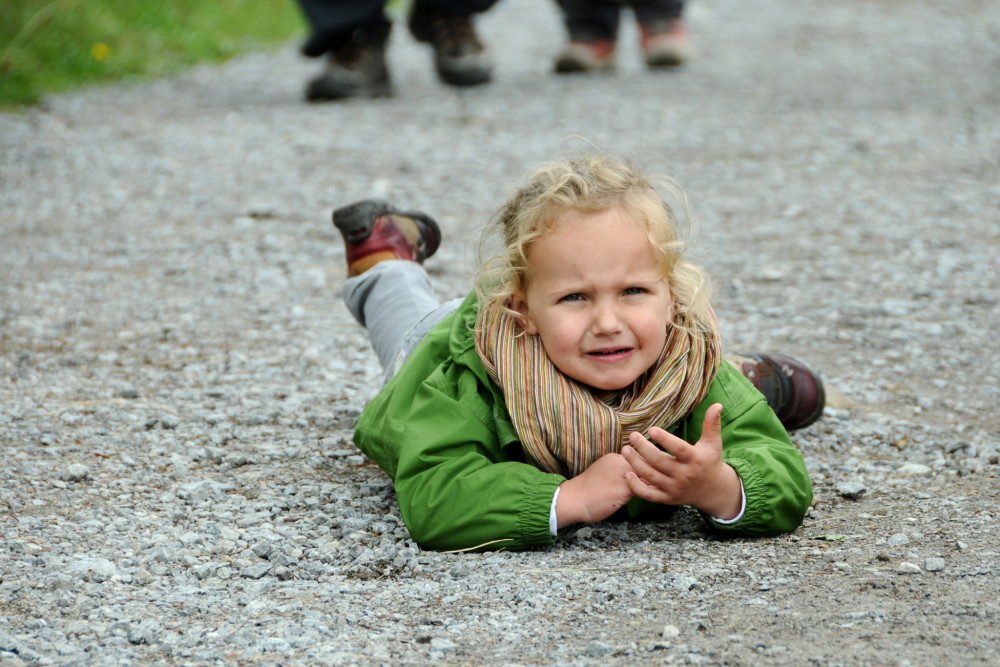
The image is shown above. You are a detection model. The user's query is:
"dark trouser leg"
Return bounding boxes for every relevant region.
[296,0,391,56]
[422,0,498,15]
[631,0,685,25]
[556,0,621,41]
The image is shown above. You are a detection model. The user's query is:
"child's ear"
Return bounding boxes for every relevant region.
[510,293,539,335]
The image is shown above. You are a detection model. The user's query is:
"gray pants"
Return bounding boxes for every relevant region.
[342,261,462,382]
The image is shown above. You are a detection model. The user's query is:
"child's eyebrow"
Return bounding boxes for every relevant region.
[546,286,584,300]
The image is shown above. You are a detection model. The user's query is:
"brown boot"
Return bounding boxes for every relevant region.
[332,200,441,277]
[408,0,492,86]
[306,26,392,101]
[728,352,825,431]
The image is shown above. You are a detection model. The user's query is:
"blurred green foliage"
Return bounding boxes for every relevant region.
[0,0,306,108]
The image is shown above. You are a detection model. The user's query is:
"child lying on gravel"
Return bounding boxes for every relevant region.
[332,155,820,551]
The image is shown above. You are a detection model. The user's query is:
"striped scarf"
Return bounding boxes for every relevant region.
[475,301,721,477]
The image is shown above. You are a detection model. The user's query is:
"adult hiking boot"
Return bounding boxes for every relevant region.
[728,352,825,431]
[306,26,391,101]
[408,0,492,86]
[332,199,442,277]
[640,18,693,68]
[554,39,616,74]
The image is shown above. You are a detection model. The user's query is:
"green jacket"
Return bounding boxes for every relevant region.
[354,292,813,552]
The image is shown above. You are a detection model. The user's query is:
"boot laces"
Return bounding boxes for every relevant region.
[428,10,481,56]
[336,30,378,69]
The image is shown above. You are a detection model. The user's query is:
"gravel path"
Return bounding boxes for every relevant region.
[2,0,999,664]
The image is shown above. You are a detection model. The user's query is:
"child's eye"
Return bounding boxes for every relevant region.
[623,287,648,295]
[560,293,584,303]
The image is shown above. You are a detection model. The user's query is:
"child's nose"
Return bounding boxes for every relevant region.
[592,303,623,334]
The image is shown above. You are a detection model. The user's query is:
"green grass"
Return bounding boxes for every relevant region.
[0,0,306,109]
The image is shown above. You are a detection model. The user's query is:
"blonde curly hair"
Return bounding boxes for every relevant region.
[476,155,715,337]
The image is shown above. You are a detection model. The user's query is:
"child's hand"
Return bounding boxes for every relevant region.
[621,403,743,521]
[556,453,635,529]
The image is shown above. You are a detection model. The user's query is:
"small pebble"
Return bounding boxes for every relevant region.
[924,558,946,572]
[429,638,457,654]
[836,481,867,500]
[585,641,615,657]
[895,463,932,477]
[887,533,910,547]
[59,464,90,482]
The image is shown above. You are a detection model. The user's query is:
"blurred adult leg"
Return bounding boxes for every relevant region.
[409,0,499,86]
[296,0,393,100]
[631,0,684,26]
[553,0,620,73]
[632,0,692,66]
[556,0,621,41]
[297,0,390,56]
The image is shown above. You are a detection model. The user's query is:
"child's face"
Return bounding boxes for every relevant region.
[511,208,674,391]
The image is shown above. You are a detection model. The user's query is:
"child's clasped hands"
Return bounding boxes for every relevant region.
[556,403,743,528]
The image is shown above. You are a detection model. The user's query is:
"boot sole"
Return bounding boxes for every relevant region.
[306,79,392,101]
[437,64,492,87]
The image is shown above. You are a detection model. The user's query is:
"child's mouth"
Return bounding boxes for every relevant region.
[588,347,633,359]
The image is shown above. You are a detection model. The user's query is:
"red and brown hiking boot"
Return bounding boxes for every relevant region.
[332,199,442,277]
[729,352,826,431]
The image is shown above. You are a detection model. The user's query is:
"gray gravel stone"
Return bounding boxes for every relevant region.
[67,558,117,583]
[242,563,272,579]
[887,533,911,547]
[429,638,458,653]
[585,641,615,657]
[924,558,946,572]
[836,480,867,500]
[58,464,90,482]
[127,621,162,645]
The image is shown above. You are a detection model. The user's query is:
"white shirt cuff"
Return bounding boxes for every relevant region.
[710,476,747,525]
[549,486,561,536]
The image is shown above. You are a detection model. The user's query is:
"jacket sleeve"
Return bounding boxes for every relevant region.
[355,358,564,552]
[678,363,814,536]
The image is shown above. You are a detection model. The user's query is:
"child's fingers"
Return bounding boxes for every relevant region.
[624,432,667,469]
[623,433,678,485]
[624,471,672,504]
[700,403,724,453]
[643,426,695,463]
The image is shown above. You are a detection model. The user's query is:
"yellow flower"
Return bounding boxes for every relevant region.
[91,42,111,62]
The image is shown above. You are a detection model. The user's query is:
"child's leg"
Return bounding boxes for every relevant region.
[342,260,462,380]
[333,199,453,379]
[342,260,437,370]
